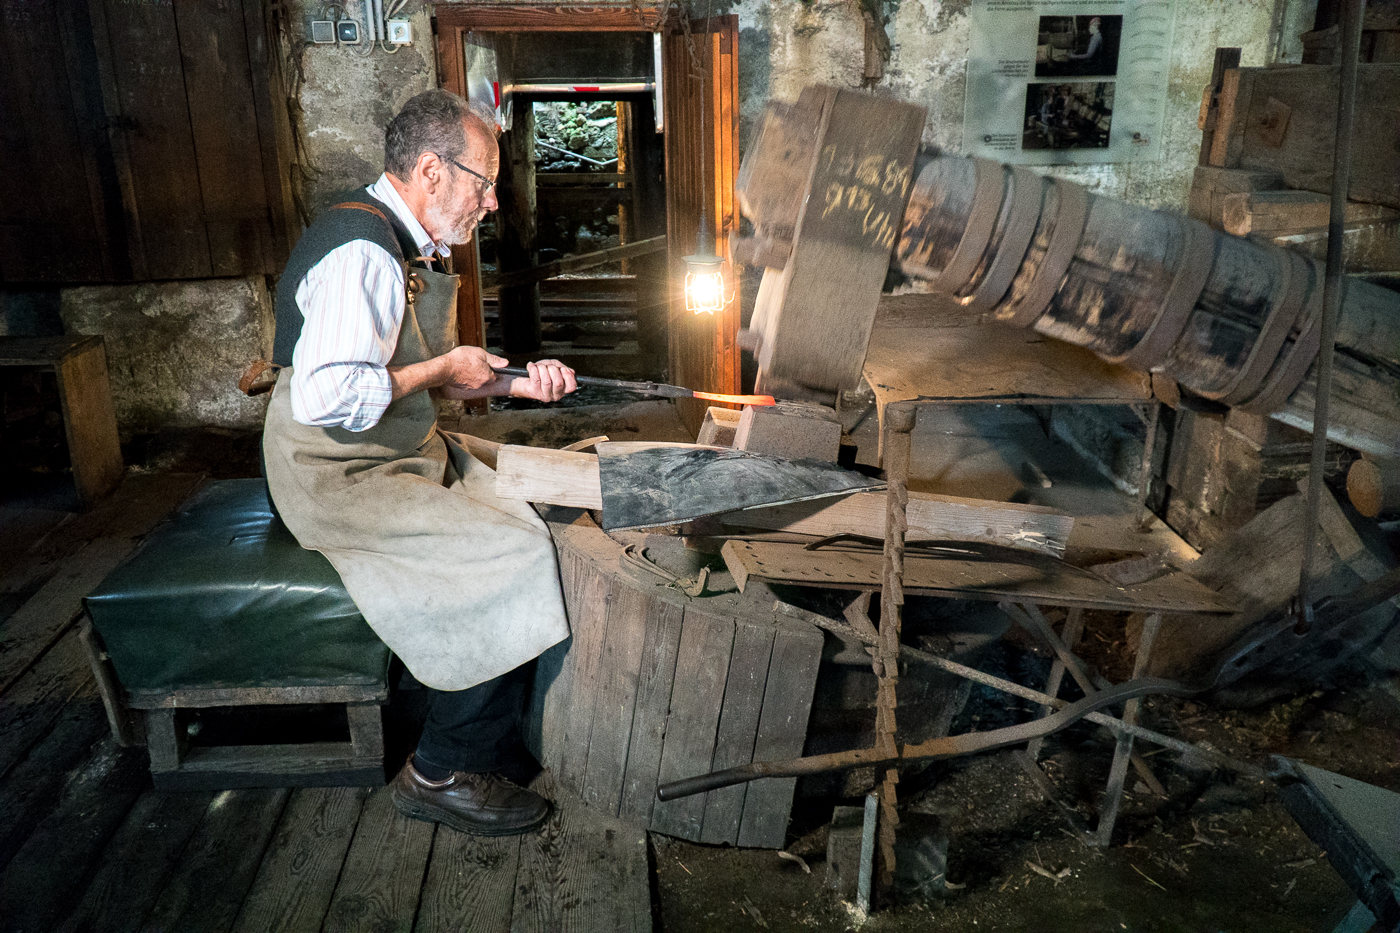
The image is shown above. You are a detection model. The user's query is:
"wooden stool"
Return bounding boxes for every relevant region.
[82,479,391,790]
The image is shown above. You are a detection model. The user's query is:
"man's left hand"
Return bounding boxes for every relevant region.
[509,360,578,402]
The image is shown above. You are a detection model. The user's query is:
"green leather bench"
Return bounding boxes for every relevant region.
[82,479,391,791]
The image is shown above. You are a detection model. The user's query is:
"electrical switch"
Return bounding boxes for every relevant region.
[336,20,360,44]
[387,20,412,44]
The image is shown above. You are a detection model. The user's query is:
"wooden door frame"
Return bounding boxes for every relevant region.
[432,4,739,434]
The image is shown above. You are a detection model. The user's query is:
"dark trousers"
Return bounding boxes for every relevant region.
[414,664,530,774]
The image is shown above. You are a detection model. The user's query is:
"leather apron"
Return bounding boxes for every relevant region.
[262,261,569,691]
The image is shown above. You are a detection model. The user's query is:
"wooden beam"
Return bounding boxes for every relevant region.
[537,173,632,186]
[718,491,1074,557]
[481,235,666,291]
[433,4,664,31]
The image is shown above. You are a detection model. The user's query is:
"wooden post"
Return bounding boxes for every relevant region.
[628,92,668,361]
[497,104,540,353]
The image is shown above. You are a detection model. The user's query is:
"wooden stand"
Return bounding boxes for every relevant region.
[0,335,124,508]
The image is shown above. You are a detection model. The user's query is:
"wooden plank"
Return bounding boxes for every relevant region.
[139,788,291,933]
[538,173,632,186]
[0,693,109,873]
[495,446,602,509]
[736,619,824,848]
[101,0,213,279]
[1229,64,1400,209]
[241,0,299,271]
[0,738,149,933]
[581,584,649,816]
[510,775,651,933]
[128,684,387,709]
[699,619,775,845]
[1207,67,1253,167]
[172,0,271,276]
[719,490,1074,557]
[0,472,203,598]
[434,3,664,30]
[497,101,541,352]
[55,340,125,507]
[533,546,581,771]
[557,558,617,793]
[482,236,667,291]
[1223,190,1399,236]
[152,743,382,791]
[1187,165,1284,229]
[0,629,93,778]
[0,507,67,586]
[230,786,369,933]
[617,593,684,827]
[0,536,135,695]
[863,319,1152,408]
[720,539,1236,615]
[53,789,215,933]
[321,785,436,933]
[415,829,520,933]
[649,608,734,840]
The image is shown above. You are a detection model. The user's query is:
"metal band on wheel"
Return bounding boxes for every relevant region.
[1216,251,1311,406]
[1108,216,1218,371]
[965,167,1045,313]
[1239,257,1326,415]
[1002,178,1089,328]
[927,158,1007,294]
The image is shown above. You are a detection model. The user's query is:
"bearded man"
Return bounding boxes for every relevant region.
[262,89,577,835]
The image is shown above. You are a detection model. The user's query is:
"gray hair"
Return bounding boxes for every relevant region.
[384,89,499,178]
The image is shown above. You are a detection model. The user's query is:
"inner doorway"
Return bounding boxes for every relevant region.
[434,6,739,432]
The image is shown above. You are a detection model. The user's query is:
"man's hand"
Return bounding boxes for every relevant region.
[509,360,578,402]
[441,346,510,392]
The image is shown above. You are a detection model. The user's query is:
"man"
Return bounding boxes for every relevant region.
[262,89,577,836]
[1067,17,1103,71]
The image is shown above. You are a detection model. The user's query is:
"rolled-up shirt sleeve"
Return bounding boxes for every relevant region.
[289,240,406,431]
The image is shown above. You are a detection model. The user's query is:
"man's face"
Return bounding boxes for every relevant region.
[425,121,499,246]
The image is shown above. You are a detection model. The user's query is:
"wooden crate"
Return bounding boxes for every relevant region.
[526,510,823,848]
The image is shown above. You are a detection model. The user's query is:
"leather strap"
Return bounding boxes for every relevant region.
[238,359,282,397]
[332,201,391,223]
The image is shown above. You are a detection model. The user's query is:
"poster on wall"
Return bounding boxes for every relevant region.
[963,0,1176,165]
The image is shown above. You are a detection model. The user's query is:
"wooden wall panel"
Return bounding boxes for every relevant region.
[0,0,110,282]
[663,17,741,434]
[174,0,273,277]
[100,0,213,280]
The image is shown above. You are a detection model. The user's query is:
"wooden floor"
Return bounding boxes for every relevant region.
[0,472,651,933]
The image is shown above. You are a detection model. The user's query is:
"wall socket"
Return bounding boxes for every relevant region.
[387,20,412,44]
[310,20,336,44]
[336,20,360,44]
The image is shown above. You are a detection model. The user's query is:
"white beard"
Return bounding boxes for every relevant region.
[424,187,483,245]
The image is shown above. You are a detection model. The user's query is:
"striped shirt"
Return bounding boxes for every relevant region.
[289,175,451,431]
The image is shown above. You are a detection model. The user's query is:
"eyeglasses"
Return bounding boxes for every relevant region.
[445,156,496,195]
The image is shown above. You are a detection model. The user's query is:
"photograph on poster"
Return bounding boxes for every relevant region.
[1022,82,1114,150]
[1035,15,1122,77]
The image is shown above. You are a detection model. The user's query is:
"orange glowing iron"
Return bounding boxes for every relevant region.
[493,367,776,406]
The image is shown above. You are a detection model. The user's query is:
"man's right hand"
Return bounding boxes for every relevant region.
[440,346,509,392]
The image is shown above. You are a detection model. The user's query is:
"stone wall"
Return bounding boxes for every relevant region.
[288,0,1315,212]
[60,278,275,434]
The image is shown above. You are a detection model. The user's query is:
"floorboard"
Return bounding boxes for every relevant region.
[53,789,215,933]
[139,787,291,933]
[0,692,110,872]
[0,738,149,933]
[0,629,93,778]
[0,535,136,694]
[511,772,652,933]
[322,784,436,933]
[230,786,370,933]
[415,824,521,933]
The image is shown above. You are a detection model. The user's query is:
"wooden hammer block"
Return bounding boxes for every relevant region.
[734,402,842,463]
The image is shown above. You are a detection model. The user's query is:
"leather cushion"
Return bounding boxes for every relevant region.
[86,479,389,692]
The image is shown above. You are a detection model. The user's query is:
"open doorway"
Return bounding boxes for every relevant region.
[434,6,739,432]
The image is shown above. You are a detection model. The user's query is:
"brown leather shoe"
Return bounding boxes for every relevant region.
[390,757,550,836]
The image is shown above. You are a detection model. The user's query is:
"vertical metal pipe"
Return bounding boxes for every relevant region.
[1298,0,1364,617]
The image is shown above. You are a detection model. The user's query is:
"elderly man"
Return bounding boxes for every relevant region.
[262,89,577,836]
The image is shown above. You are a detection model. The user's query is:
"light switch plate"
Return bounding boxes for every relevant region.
[387,20,412,44]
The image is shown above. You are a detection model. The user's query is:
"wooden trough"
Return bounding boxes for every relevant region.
[524,508,823,848]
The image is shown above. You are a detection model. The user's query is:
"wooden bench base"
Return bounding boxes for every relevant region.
[82,618,389,790]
